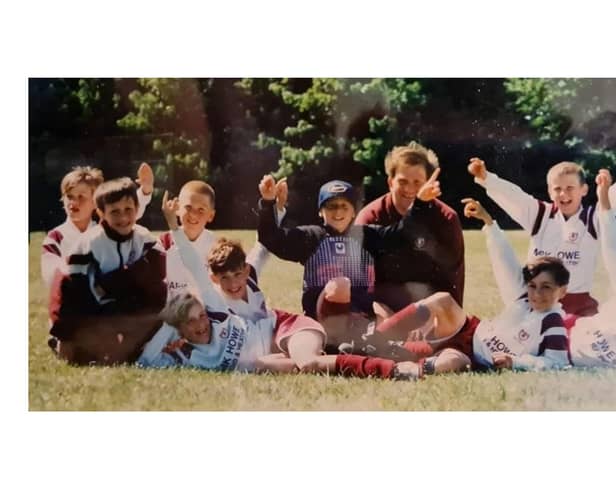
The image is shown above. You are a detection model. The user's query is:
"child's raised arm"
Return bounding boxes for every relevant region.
[596,168,612,212]
[463,197,525,304]
[461,197,493,225]
[247,177,289,277]
[467,157,540,232]
[257,175,320,263]
[597,170,616,293]
[135,162,154,220]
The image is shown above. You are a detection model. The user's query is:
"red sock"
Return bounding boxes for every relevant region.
[402,341,434,359]
[335,354,395,379]
[376,303,430,340]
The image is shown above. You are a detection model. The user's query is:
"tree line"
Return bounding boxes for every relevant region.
[29,78,616,231]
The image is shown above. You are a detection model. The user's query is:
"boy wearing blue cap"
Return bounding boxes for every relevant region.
[256,173,474,376]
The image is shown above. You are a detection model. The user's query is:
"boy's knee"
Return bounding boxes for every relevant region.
[427,291,455,308]
[324,277,351,304]
[432,348,471,374]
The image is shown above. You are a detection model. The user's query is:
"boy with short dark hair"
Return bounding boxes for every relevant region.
[206,237,326,368]
[41,163,154,290]
[48,177,166,365]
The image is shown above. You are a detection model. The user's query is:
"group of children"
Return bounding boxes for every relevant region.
[41,144,616,380]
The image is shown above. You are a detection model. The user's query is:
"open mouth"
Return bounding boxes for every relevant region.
[226,287,243,297]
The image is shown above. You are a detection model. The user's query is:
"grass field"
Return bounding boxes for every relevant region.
[28,230,616,411]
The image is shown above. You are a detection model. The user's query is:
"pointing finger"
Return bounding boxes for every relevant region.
[427,167,441,184]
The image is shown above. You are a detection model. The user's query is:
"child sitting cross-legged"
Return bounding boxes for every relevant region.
[48,177,166,365]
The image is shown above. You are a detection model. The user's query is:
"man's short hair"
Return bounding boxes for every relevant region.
[207,238,247,275]
[161,291,202,328]
[546,161,586,186]
[384,141,439,179]
[94,177,139,211]
[522,256,570,286]
[60,166,104,195]
[179,180,216,208]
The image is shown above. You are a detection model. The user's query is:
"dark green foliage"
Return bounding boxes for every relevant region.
[29,78,616,231]
[504,78,616,176]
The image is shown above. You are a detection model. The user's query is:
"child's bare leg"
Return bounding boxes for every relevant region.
[374,299,432,339]
[419,292,467,339]
[372,301,394,326]
[287,329,326,372]
[255,353,297,374]
[302,354,338,373]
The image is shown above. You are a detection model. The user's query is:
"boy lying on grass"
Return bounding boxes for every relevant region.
[137,192,326,372]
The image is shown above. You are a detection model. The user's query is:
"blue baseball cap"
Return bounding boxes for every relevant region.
[318,180,358,209]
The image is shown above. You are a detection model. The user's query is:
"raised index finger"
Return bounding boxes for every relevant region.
[427,167,441,184]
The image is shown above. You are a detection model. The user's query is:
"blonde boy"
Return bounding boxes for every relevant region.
[159,180,217,298]
[469,157,616,317]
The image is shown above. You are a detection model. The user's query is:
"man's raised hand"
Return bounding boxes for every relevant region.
[416,168,442,203]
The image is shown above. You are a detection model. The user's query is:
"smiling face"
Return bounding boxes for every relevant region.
[211,264,250,301]
[98,196,138,236]
[179,302,211,344]
[320,198,356,233]
[388,163,429,215]
[547,173,588,219]
[177,190,215,240]
[63,182,96,231]
[526,271,567,312]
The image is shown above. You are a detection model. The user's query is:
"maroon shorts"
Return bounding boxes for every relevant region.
[434,315,481,359]
[273,309,326,353]
[561,292,599,318]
